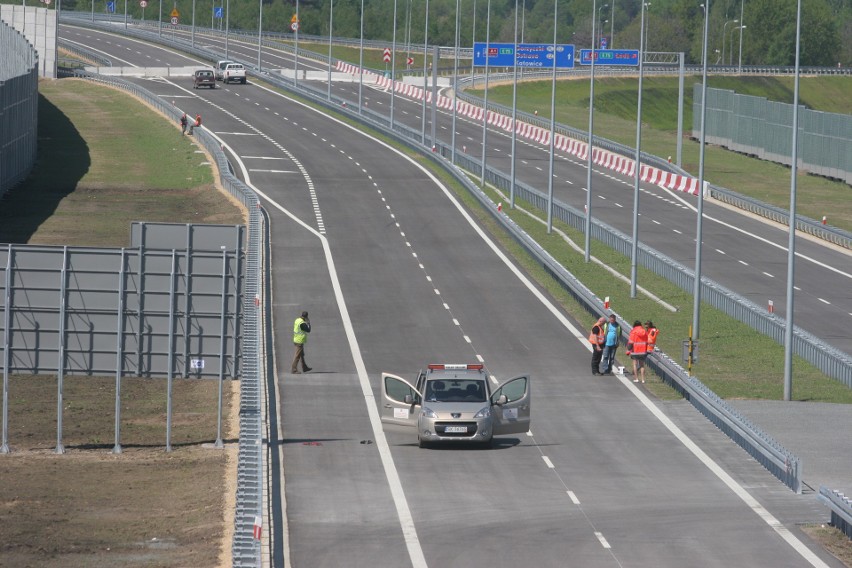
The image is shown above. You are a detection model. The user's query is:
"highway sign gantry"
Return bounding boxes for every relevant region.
[473,43,575,69]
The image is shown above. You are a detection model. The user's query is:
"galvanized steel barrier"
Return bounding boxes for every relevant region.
[0,19,38,199]
[819,487,852,539]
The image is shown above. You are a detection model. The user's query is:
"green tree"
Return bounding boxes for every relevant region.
[744,0,840,66]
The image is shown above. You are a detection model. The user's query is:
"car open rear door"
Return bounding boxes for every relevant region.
[491,375,531,435]
[380,373,421,428]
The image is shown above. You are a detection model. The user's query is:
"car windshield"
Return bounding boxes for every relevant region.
[425,379,486,403]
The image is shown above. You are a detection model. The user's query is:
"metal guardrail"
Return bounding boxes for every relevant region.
[57,57,266,565]
[818,487,852,539]
[57,40,112,67]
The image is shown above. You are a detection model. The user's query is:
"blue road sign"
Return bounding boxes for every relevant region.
[214,6,223,18]
[579,49,639,66]
[473,43,575,69]
[106,0,115,12]
[600,37,608,49]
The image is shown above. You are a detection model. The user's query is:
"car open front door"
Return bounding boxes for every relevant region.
[380,373,421,428]
[491,375,531,435]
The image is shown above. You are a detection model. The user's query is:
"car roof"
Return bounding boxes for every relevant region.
[424,364,487,381]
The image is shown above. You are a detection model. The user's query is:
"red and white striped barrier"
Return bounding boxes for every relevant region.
[338,60,701,198]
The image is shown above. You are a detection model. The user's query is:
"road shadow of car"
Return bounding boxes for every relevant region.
[400,437,523,450]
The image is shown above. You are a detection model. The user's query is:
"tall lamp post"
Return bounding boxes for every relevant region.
[730,25,745,65]
[585,0,600,260]
[644,3,651,52]
[597,4,608,48]
[629,0,648,296]
[738,0,745,72]
[610,0,615,48]
[692,0,711,355]
[327,0,334,101]
[722,19,737,66]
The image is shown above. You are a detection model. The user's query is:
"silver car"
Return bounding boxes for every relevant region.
[381,364,531,448]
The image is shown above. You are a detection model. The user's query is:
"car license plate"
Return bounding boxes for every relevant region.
[444,426,467,433]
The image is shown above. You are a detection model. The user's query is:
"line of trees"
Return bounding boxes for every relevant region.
[45,0,851,66]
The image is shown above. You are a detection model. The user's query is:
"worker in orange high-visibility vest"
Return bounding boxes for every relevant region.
[588,316,606,375]
[645,321,659,354]
[625,320,648,383]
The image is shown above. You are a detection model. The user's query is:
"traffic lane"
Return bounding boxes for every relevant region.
[259,166,423,566]
[533,390,835,568]
[297,123,838,566]
[257,92,629,565]
[61,24,207,67]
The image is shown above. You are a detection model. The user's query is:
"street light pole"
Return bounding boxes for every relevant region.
[610,0,615,49]
[643,2,651,53]
[738,0,745,73]
[730,25,744,65]
[630,0,648,297]
[692,0,711,347]
[722,19,737,67]
[737,25,747,66]
[597,4,608,48]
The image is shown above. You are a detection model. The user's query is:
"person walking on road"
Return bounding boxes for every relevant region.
[589,316,606,375]
[626,320,648,383]
[601,314,621,375]
[180,113,188,135]
[291,311,312,374]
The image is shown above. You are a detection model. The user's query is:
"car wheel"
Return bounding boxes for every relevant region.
[241,78,247,84]
[418,437,429,449]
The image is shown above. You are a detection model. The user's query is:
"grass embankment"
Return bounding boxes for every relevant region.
[0,79,245,567]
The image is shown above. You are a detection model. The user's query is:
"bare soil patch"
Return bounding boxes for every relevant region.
[0,376,238,568]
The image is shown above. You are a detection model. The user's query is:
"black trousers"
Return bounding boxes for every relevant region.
[591,347,603,373]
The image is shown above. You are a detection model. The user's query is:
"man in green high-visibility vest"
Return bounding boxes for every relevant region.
[291,311,312,374]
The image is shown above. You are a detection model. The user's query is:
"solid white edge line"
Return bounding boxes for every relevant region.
[660,186,852,280]
[207,129,428,567]
[615,375,830,568]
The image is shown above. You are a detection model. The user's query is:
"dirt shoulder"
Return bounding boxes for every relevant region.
[0,79,246,567]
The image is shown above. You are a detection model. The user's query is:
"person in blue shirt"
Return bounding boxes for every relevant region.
[600,314,621,375]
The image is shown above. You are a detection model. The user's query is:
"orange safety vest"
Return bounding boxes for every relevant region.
[646,327,659,353]
[588,324,604,346]
[627,326,647,354]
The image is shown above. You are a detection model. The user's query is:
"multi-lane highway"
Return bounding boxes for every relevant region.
[59,23,848,568]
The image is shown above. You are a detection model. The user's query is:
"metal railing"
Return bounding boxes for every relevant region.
[819,487,852,539]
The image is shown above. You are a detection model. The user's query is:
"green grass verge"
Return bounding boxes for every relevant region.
[0,79,243,246]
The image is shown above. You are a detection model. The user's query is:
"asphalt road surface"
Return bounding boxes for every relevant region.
[60,23,851,568]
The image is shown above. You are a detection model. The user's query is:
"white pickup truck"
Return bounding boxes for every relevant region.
[215,60,246,84]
